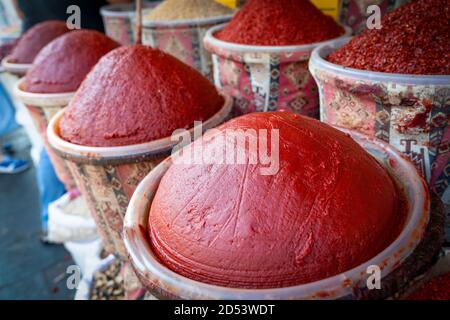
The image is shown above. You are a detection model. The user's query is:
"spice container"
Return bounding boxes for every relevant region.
[1,20,70,76]
[141,0,234,79]
[1,57,31,76]
[47,44,231,260]
[124,125,444,299]
[204,24,351,117]
[142,16,232,80]
[100,2,159,45]
[309,38,450,205]
[13,30,119,191]
[48,96,232,260]
[14,79,76,190]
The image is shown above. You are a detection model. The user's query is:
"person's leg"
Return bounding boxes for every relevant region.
[0,81,29,174]
[36,148,66,238]
[0,81,19,136]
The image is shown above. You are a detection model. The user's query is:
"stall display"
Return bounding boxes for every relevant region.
[204,0,349,116]
[309,0,450,207]
[2,0,447,302]
[14,30,119,190]
[142,0,233,79]
[48,44,232,259]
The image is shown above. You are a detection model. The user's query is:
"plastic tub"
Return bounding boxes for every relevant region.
[203,24,352,117]
[47,94,233,260]
[1,55,31,76]
[142,15,232,80]
[14,78,76,190]
[309,37,450,205]
[123,127,442,300]
[100,2,159,45]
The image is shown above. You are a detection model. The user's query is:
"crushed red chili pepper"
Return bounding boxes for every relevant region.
[328,0,450,75]
[216,0,344,46]
[406,272,450,300]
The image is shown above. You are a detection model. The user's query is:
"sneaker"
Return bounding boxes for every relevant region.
[39,230,55,245]
[0,156,30,174]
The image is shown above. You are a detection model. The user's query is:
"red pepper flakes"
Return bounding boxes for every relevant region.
[328,0,450,75]
[216,0,344,46]
[406,272,450,300]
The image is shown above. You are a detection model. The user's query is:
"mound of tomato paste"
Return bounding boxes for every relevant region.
[216,0,344,46]
[9,20,71,64]
[149,112,405,289]
[59,45,224,147]
[328,0,450,75]
[23,30,119,94]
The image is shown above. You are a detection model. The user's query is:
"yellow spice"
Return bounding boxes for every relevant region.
[145,0,234,21]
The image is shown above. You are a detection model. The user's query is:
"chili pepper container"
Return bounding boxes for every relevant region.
[309,38,450,210]
[142,15,232,80]
[47,95,233,260]
[338,0,409,34]
[100,2,159,45]
[13,78,76,190]
[124,127,444,299]
[204,24,351,117]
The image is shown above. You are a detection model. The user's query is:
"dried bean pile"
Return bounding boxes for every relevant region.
[91,260,125,300]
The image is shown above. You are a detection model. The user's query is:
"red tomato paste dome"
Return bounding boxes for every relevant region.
[216,0,344,46]
[59,45,224,147]
[149,112,405,289]
[22,30,119,94]
[9,20,71,64]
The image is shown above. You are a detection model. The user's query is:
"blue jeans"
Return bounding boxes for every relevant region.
[0,82,19,136]
[1,81,65,232]
[37,148,66,232]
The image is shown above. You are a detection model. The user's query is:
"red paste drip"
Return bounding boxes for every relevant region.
[216,0,344,46]
[9,20,71,64]
[23,30,119,94]
[59,45,224,147]
[328,0,450,75]
[407,273,450,300]
[149,112,404,289]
